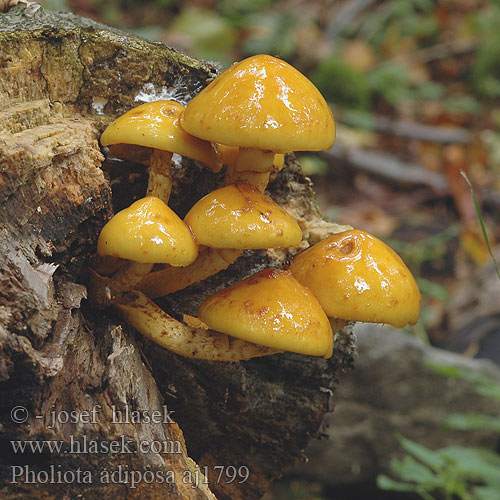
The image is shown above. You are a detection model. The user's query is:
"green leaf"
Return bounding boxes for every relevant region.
[376,474,422,493]
[444,413,500,433]
[438,446,500,487]
[396,435,447,472]
[472,485,500,500]
[390,455,444,488]
[425,362,500,400]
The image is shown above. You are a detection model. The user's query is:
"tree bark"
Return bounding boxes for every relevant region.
[0,4,355,500]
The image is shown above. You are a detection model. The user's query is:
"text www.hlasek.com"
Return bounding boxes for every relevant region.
[11,434,182,455]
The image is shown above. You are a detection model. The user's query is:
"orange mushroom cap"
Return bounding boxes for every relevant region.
[184,183,302,249]
[289,230,421,328]
[98,196,198,265]
[198,268,333,357]
[101,100,219,171]
[181,54,335,154]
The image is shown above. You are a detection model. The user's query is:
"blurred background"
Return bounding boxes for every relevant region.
[39,0,500,498]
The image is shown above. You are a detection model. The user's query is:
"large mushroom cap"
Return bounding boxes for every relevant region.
[100,100,219,170]
[181,54,335,153]
[198,268,333,357]
[289,230,421,328]
[98,196,198,265]
[184,183,302,249]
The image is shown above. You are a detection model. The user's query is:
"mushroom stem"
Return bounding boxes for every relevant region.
[226,147,275,191]
[114,290,280,361]
[147,149,173,203]
[329,317,349,331]
[138,248,241,298]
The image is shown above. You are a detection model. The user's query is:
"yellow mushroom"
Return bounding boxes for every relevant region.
[137,183,302,298]
[289,230,421,328]
[101,100,220,203]
[181,54,335,191]
[114,290,279,361]
[198,268,333,358]
[91,196,198,306]
[185,183,302,248]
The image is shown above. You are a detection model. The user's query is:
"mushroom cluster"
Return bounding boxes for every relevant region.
[90,54,421,362]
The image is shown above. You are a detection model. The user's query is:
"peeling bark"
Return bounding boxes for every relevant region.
[0,4,355,500]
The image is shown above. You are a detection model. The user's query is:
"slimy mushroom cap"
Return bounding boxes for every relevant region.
[101,100,219,170]
[97,196,198,265]
[289,230,421,328]
[184,183,302,249]
[198,268,333,357]
[181,54,335,153]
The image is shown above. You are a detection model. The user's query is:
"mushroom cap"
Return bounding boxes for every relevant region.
[100,100,219,170]
[98,196,198,265]
[181,54,335,153]
[184,183,302,249]
[198,268,333,357]
[289,230,421,328]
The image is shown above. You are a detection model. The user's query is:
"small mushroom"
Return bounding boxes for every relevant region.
[185,183,302,248]
[101,100,220,203]
[198,268,333,358]
[289,230,421,328]
[138,183,302,297]
[91,196,198,306]
[181,54,335,191]
[114,290,279,361]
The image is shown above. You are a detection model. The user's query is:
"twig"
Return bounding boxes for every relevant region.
[324,143,448,192]
[368,115,470,144]
[323,144,500,211]
[338,110,471,144]
[411,39,477,64]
